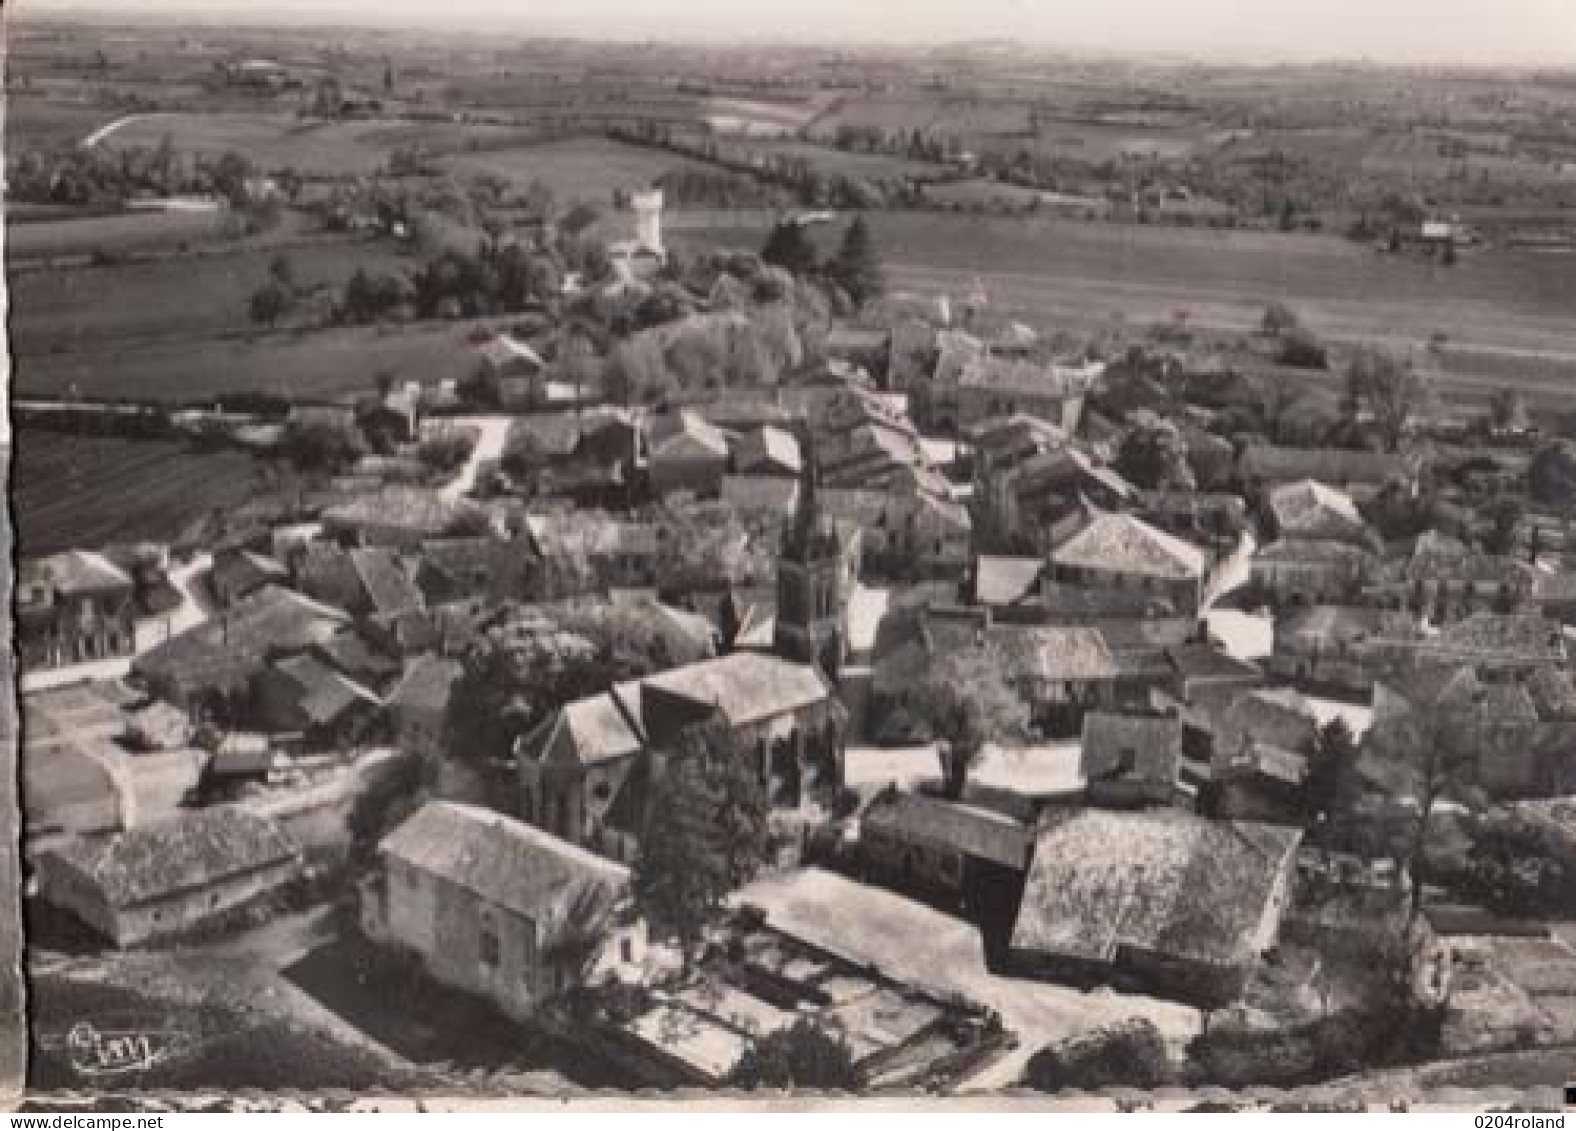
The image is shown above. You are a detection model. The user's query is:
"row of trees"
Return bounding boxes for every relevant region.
[761,215,886,308]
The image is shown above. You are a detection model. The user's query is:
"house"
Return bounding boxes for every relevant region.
[1371,531,1537,620]
[730,425,802,479]
[528,513,663,597]
[825,324,891,380]
[1133,491,1247,558]
[1166,644,1263,713]
[251,652,381,745]
[1008,809,1302,1006]
[1049,513,1209,615]
[477,333,548,409]
[1237,444,1415,500]
[645,410,731,497]
[1079,711,1188,810]
[973,556,1044,610]
[917,353,1102,434]
[986,623,1134,735]
[414,536,536,607]
[1270,605,1418,693]
[859,789,1034,907]
[980,446,1134,555]
[1265,479,1372,547]
[361,802,643,1021]
[18,551,138,670]
[35,806,300,947]
[518,653,846,859]
[208,547,289,608]
[322,489,490,549]
[1252,539,1378,607]
[133,585,350,713]
[293,544,425,619]
[311,627,406,696]
[1404,612,1567,673]
[384,655,463,760]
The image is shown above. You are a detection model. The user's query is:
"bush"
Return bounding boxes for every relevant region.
[1023,1019,1173,1091]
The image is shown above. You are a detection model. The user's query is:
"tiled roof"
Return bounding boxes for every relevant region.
[385,655,463,716]
[324,489,486,539]
[351,548,424,616]
[1256,538,1375,566]
[1420,613,1566,665]
[991,624,1120,683]
[637,652,831,729]
[731,425,801,476]
[974,556,1043,607]
[1053,514,1206,581]
[1267,479,1368,543]
[526,688,646,767]
[862,791,1033,870]
[380,801,627,925]
[1525,667,1576,721]
[1011,809,1301,969]
[46,805,297,908]
[134,585,349,694]
[26,550,133,595]
[270,653,380,726]
[647,409,730,461]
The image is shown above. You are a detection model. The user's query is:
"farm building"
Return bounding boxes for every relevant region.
[1009,808,1301,1006]
[1048,513,1209,615]
[361,801,644,1022]
[35,806,300,947]
[1079,711,1187,810]
[859,788,1033,907]
[18,551,138,671]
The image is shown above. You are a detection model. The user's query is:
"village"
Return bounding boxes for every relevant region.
[16,166,1576,1096]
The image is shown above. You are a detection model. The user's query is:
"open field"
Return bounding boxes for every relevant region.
[9,239,418,349]
[6,208,232,261]
[13,319,487,403]
[14,432,264,555]
[442,136,715,204]
[670,209,1576,404]
[101,112,538,178]
[5,94,122,149]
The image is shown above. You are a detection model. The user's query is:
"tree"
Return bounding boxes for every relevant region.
[632,720,771,955]
[1305,718,1360,826]
[1349,348,1433,453]
[1261,301,1301,337]
[1114,411,1196,492]
[1483,495,1524,558]
[760,220,819,278]
[904,644,1030,799]
[1366,670,1487,927]
[1529,441,1576,508]
[1487,388,1528,434]
[268,252,297,293]
[826,216,885,307]
[248,280,291,328]
[728,1018,859,1091]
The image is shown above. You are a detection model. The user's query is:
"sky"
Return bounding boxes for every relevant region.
[17,0,1576,66]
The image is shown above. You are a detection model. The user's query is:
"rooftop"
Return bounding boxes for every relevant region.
[1052,513,1206,581]
[861,790,1033,870]
[1012,809,1301,970]
[381,801,628,926]
[46,805,297,908]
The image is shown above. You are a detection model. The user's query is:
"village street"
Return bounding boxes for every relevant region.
[438,415,511,502]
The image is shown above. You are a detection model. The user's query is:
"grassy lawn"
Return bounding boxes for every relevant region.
[7,209,230,262]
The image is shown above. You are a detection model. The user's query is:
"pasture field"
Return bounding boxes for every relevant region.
[9,239,419,350]
[442,136,716,204]
[13,319,487,404]
[14,432,265,556]
[670,209,1576,405]
[727,140,950,181]
[5,94,120,149]
[102,112,538,178]
[6,208,231,261]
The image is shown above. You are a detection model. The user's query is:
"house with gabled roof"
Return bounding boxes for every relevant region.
[517,652,846,860]
[645,409,731,498]
[859,788,1034,908]
[1266,479,1372,547]
[252,652,381,745]
[1049,512,1210,614]
[18,551,138,671]
[35,806,300,946]
[1008,808,1301,1006]
[362,801,643,1021]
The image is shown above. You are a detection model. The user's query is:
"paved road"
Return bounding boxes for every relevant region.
[80,113,153,149]
[438,415,511,501]
[21,553,213,694]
